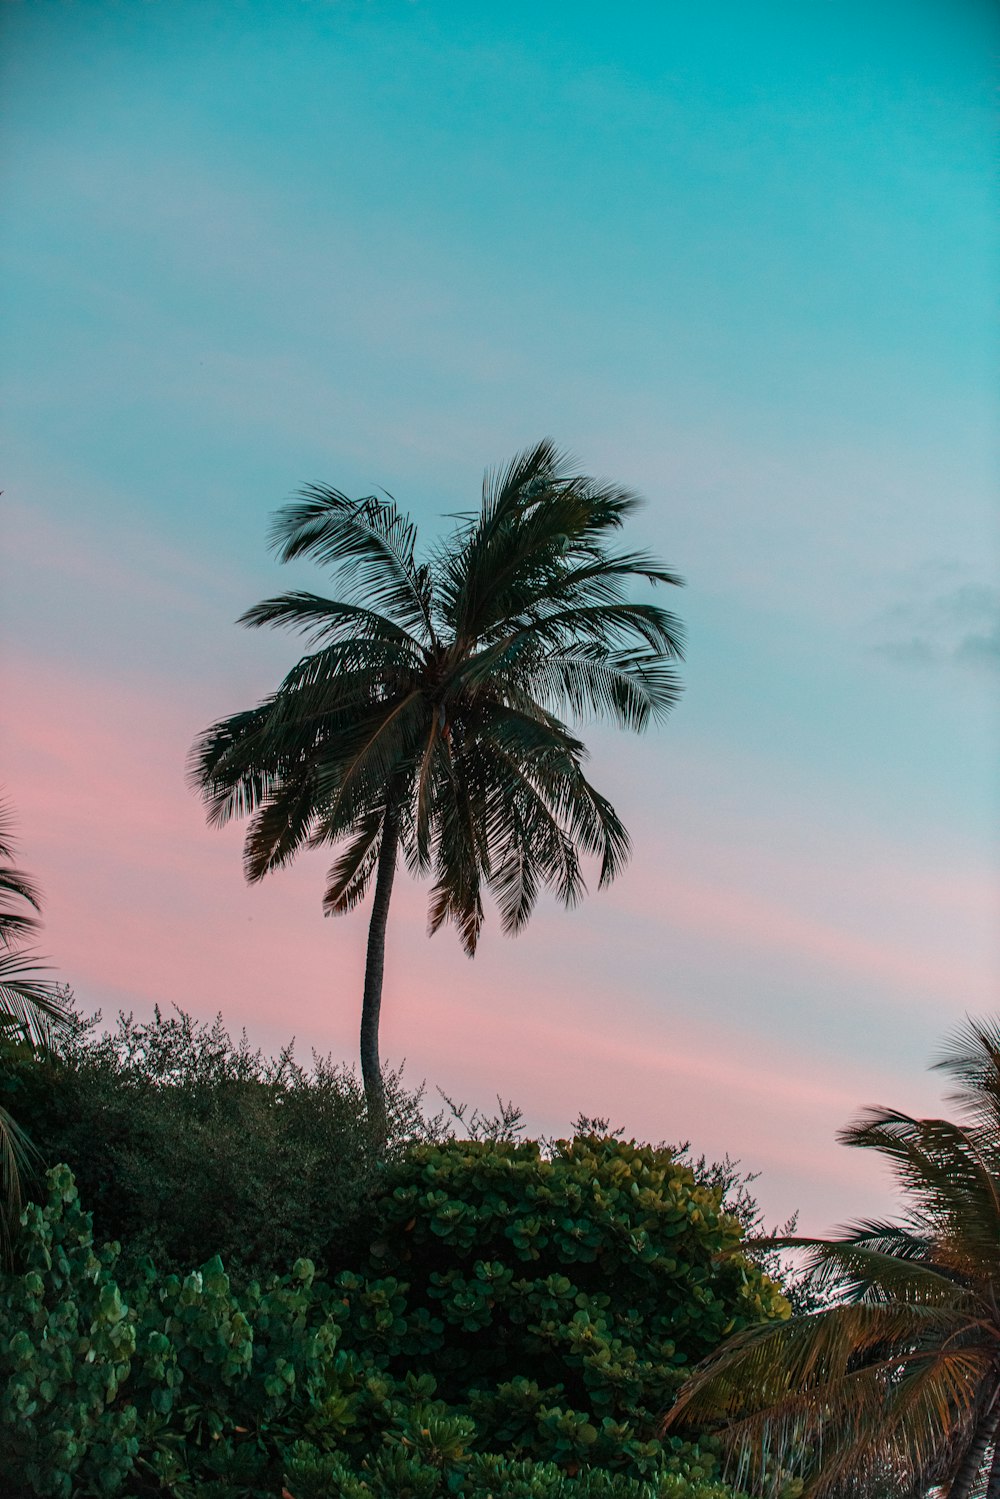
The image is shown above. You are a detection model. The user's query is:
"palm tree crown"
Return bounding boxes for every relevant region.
[665,1018,1000,1499]
[191,441,684,1128]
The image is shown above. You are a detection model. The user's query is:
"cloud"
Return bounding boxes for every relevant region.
[609,860,990,1003]
[954,617,1000,669]
[873,562,1000,673]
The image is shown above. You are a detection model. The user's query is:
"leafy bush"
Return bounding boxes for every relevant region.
[0,1005,796,1496]
[335,1136,790,1477]
[2,1002,432,1281]
[286,1442,746,1498]
[0,1166,754,1499]
[3,1000,802,1308]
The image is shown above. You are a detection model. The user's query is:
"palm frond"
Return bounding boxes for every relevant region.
[479,556,685,639]
[478,438,568,524]
[0,866,41,915]
[837,1109,1000,1276]
[0,900,41,949]
[488,778,585,931]
[0,798,30,867]
[323,809,387,915]
[522,598,686,654]
[522,650,684,729]
[426,736,488,954]
[670,1021,1000,1498]
[467,702,630,897]
[242,773,323,881]
[432,731,585,933]
[308,691,428,843]
[668,1301,991,1496]
[238,591,421,649]
[413,714,442,870]
[0,949,71,1046]
[188,701,280,825]
[269,485,436,643]
[272,637,420,714]
[0,797,43,950]
[933,1016,1000,1138]
[779,1231,976,1306]
[440,442,671,650]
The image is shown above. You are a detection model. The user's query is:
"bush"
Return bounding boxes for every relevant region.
[0,1005,796,1496]
[286,1443,746,1498]
[334,1136,790,1477]
[2,1002,432,1281]
[0,1166,755,1499]
[2,1000,801,1307]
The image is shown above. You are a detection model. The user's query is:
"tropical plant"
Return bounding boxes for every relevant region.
[664,1018,1000,1499]
[190,441,684,1133]
[0,796,68,1235]
[0,1163,754,1498]
[337,1134,791,1478]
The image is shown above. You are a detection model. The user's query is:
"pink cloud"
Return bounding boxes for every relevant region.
[607,860,991,1003]
[381,974,944,1228]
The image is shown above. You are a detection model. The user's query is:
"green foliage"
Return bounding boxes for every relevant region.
[285,1440,744,1498]
[2,1165,139,1498]
[0,1166,752,1499]
[336,1136,790,1477]
[3,1003,432,1281]
[1,1163,390,1497]
[0,1022,792,1498]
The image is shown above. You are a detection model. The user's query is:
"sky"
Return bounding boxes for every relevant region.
[1,0,997,1231]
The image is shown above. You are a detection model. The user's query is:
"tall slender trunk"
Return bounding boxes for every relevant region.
[360,815,399,1146]
[986,1413,1000,1499]
[949,1399,1000,1499]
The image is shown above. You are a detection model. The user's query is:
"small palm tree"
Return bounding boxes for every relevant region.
[665,1018,1000,1499]
[0,797,70,1233]
[192,441,684,1135]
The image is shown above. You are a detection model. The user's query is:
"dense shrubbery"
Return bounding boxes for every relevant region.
[0,1006,800,1496]
[286,1449,745,1499]
[0,1145,791,1487]
[342,1137,790,1475]
[1,1003,431,1281]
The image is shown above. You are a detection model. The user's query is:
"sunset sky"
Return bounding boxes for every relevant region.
[2,0,997,1230]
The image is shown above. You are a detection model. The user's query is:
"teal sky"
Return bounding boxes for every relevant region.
[2,0,997,1228]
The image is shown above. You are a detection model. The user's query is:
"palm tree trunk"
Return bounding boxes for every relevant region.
[360,815,399,1145]
[986,1422,1000,1499]
[949,1402,1000,1499]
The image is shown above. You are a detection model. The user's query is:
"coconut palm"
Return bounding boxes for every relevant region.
[191,441,684,1134]
[665,1017,1000,1499]
[0,797,70,1235]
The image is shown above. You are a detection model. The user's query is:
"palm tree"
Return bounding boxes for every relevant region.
[0,797,70,1234]
[664,1018,1000,1499]
[191,441,684,1135]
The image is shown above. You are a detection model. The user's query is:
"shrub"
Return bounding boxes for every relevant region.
[0,1166,755,1499]
[286,1442,747,1498]
[3,1000,800,1307]
[334,1136,790,1477]
[2,1002,432,1281]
